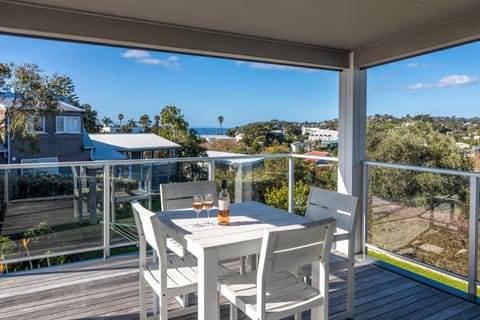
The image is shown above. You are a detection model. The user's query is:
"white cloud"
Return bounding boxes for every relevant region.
[406,63,419,68]
[138,58,162,65]
[235,61,318,73]
[122,50,181,70]
[404,74,479,90]
[121,49,150,58]
[137,56,181,70]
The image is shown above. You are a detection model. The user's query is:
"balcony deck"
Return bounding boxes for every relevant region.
[1,254,480,320]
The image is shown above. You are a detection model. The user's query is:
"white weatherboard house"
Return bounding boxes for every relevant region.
[302,127,339,142]
[88,133,180,161]
[88,133,181,186]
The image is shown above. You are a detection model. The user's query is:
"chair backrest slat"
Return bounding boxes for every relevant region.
[131,201,166,260]
[305,187,359,233]
[160,180,217,211]
[258,218,335,275]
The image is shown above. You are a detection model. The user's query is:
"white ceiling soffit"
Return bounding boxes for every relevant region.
[1,0,480,69]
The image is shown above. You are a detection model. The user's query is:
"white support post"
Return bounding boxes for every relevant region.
[288,156,295,213]
[467,177,479,300]
[338,52,367,253]
[208,159,215,181]
[103,164,111,259]
[362,163,369,258]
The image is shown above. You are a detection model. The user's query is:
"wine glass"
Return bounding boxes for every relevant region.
[202,193,214,225]
[192,194,203,228]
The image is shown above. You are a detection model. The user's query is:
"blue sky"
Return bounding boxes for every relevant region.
[0,34,479,127]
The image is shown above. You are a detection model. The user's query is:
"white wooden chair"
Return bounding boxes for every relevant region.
[159,180,217,257]
[132,200,198,320]
[160,180,217,211]
[218,218,336,320]
[304,187,360,320]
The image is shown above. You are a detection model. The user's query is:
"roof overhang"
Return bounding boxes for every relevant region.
[1,1,480,69]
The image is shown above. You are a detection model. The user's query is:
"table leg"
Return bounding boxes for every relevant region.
[198,249,219,320]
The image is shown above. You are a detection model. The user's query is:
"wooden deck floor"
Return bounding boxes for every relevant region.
[2,254,480,320]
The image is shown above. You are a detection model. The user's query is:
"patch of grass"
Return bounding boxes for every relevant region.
[368,249,476,294]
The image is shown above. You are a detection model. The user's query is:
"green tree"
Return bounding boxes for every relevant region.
[264,180,310,215]
[118,113,124,126]
[101,116,113,127]
[139,114,152,132]
[121,118,137,133]
[80,103,100,133]
[367,120,473,205]
[158,106,199,157]
[153,114,160,132]
[218,115,224,131]
[0,63,77,151]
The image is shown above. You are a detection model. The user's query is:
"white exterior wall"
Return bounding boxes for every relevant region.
[302,127,339,141]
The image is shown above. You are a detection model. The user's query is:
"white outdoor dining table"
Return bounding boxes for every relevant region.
[156,201,326,320]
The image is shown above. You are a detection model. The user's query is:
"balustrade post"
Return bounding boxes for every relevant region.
[103,164,111,259]
[362,162,369,256]
[468,176,479,300]
[4,169,8,203]
[288,156,294,213]
[208,159,215,181]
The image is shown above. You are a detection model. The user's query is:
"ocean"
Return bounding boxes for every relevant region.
[193,128,230,136]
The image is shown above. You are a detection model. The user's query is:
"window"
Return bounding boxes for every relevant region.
[56,116,81,133]
[27,116,45,133]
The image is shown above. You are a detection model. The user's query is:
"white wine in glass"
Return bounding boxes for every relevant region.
[192,194,203,228]
[202,193,214,225]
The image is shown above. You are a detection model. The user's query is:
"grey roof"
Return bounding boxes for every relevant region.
[90,141,127,161]
[89,133,181,152]
[0,98,84,112]
[82,129,95,149]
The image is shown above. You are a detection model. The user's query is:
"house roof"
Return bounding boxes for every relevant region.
[88,133,181,152]
[89,140,127,161]
[304,151,331,162]
[0,98,84,112]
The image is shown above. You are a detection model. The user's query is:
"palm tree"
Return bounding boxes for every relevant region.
[154,115,160,132]
[218,115,224,133]
[118,113,124,126]
[139,114,152,132]
[101,116,113,127]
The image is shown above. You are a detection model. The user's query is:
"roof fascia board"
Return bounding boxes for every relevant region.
[0,1,348,70]
[355,11,480,68]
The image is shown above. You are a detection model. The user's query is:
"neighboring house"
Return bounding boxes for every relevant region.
[100,125,143,134]
[0,98,92,168]
[88,133,182,186]
[305,151,333,167]
[302,127,339,142]
[290,141,311,153]
[88,133,180,160]
[320,140,338,149]
[200,135,235,142]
